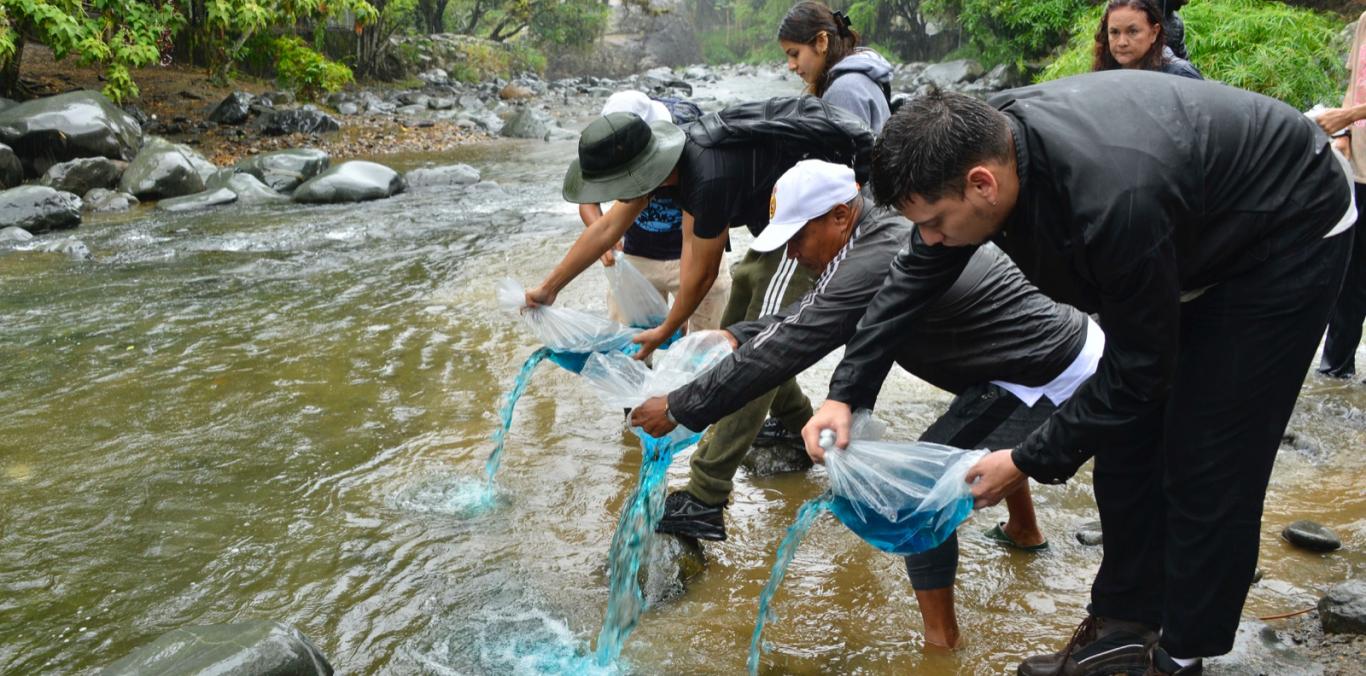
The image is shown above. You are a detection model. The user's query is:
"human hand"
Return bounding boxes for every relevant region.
[600,240,624,267]
[965,449,1028,509]
[629,396,676,436]
[524,285,556,309]
[631,325,671,361]
[1317,107,1356,135]
[801,400,852,463]
[1334,134,1352,160]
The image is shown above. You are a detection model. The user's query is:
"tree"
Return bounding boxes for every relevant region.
[193,0,378,84]
[414,0,449,32]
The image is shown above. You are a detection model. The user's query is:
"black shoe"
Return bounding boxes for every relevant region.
[1017,614,1157,676]
[1142,646,1202,676]
[655,490,727,541]
[753,417,802,449]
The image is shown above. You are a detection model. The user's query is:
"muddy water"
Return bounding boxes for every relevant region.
[1,72,1363,674]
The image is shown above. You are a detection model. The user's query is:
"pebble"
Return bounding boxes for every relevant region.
[1075,520,1103,546]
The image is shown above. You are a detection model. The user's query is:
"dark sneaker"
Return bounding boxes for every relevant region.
[655,491,727,541]
[753,417,802,449]
[1017,614,1157,676]
[1142,646,1202,676]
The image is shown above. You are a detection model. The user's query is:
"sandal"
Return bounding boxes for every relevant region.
[984,521,1049,552]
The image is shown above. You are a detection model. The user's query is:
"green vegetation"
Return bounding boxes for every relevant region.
[273,35,354,99]
[924,0,1098,68]
[1040,0,1347,109]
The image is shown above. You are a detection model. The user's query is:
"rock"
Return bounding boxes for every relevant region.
[0,142,22,189]
[499,83,535,100]
[418,67,450,86]
[0,97,16,114]
[34,236,91,260]
[1281,520,1341,552]
[39,157,122,195]
[234,148,331,193]
[398,91,429,107]
[1076,520,1104,546]
[501,106,551,140]
[260,90,296,107]
[292,160,406,204]
[336,102,360,116]
[638,533,706,605]
[118,138,205,199]
[741,443,813,476]
[100,620,333,676]
[427,97,455,111]
[0,185,81,233]
[0,90,143,176]
[254,106,341,136]
[921,59,985,88]
[457,94,484,111]
[215,173,288,204]
[1319,580,1366,635]
[0,225,32,243]
[547,126,579,141]
[982,63,1018,90]
[208,91,254,125]
[1204,619,1323,675]
[404,163,480,188]
[82,188,138,213]
[470,180,502,193]
[157,187,238,212]
[396,104,428,117]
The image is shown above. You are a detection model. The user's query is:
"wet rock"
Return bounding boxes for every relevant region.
[1204,619,1322,675]
[214,173,289,204]
[0,142,22,189]
[0,225,32,243]
[1076,520,1104,546]
[209,91,254,125]
[741,443,813,476]
[292,160,406,204]
[470,180,503,193]
[1281,520,1341,552]
[118,138,206,199]
[0,185,81,233]
[501,106,551,140]
[0,90,143,176]
[35,236,91,260]
[428,97,455,111]
[101,620,333,676]
[404,163,480,188]
[457,93,484,110]
[1318,580,1366,635]
[336,102,360,116]
[396,104,428,117]
[418,67,450,86]
[82,188,138,213]
[157,187,238,212]
[0,97,16,114]
[235,148,331,193]
[547,126,579,141]
[254,106,340,136]
[464,111,504,134]
[982,63,1019,90]
[921,59,985,88]
[638,533,706,605]
[398,91,430,107]
[39,157,122,195]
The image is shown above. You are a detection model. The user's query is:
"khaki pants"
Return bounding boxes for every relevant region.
[685,249,816,505]
[606,253,732,331]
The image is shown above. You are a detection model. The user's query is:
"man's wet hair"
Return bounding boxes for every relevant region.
[870,88,1012,207]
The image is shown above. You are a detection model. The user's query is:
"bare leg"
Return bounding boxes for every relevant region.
[915,587,961,649]
[1001,483,1046,548]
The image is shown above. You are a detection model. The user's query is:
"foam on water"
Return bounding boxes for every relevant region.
[422,608,621,676]
[748,493,834,676]
[390,475,500,517]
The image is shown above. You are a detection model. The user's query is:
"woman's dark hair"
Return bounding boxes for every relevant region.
[1092,0,1169,73]
[778,1,860,97]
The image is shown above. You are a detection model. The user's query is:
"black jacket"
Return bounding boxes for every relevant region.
[667,196,1086,431]
[827,71,1352,484]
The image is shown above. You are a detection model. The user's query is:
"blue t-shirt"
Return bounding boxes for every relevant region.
[624,186,682,260]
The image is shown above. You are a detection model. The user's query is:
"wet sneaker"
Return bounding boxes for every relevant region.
[1017,614,1157,676]
[655,490,727,541]
[1142,647,1202,676]
[753,417,802,449]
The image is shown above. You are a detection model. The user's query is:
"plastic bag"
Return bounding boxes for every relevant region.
[823,411,986,555]
[580,331,733,441]
[603,251,669,329]
[496,279,639,372]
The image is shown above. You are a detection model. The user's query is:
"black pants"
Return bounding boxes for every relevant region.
[904,383,1057,590]
[1319,185,1366,377]
[1090,226,1351,658]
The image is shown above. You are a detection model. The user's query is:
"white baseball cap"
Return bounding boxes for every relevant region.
[602,90,671,125]
[750,160,859,253]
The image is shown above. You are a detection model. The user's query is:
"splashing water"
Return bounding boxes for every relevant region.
[483,347,552,498]
[747,493,834,676]
[593,429,701,666]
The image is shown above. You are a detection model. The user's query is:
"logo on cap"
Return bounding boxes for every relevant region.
[769,189,778,220]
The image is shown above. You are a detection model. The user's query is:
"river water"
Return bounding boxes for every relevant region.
[1,72,1363,674]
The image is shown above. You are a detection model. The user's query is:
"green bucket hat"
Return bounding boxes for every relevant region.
[562,112,686,204]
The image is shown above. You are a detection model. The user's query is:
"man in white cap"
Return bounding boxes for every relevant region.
[578,90,729,331]
[630,159,1106,650]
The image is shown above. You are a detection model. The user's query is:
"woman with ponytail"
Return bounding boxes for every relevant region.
[778,1,893,132]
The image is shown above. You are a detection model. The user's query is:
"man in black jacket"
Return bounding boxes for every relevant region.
[804,73,1355,675]
[629,159,1103,649]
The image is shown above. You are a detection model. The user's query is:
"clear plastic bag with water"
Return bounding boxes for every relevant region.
[580,331,733,442]
[496,278,640,373]
[824,411,986,555]
[603,251,669,329]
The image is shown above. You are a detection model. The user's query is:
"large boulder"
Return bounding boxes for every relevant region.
[209,91,254,125]
[100,620,333,676]
[235,149,331,193]
[0,90,143,176]
[39,157,123,195]
[0,185,81,233]
[0,225,33,243]
[82,188,138,213]
[921,59,985,88]
[210,172,289,204]
[118,138,206,199]
[1319,580,1366,635]
[254,106,341,136]
[501,106,551,140]
[0,142,21,189]
[157,187,238,212]
[405,163,480,189]
[292,161,406,204]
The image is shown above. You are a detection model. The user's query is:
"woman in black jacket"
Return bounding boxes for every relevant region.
[1092,0,1201,80]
